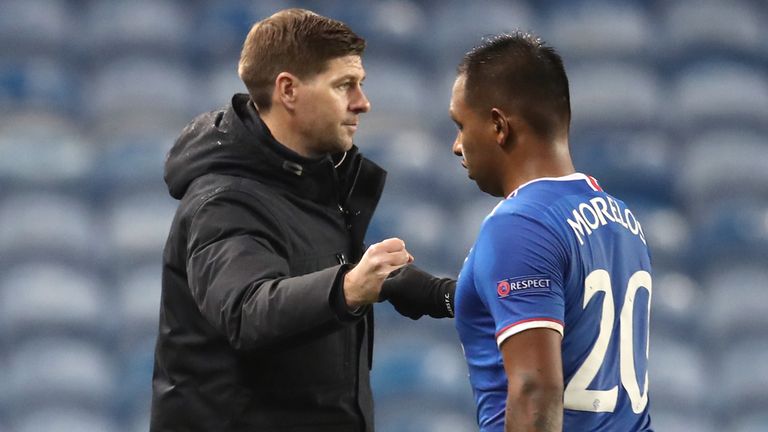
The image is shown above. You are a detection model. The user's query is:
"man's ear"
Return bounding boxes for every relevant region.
[491,108,513,148]
[274,72,299,110]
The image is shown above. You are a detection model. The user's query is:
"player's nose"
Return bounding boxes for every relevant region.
[452,132,463,157]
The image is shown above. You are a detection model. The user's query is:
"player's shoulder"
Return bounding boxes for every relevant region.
[479,201,557,246]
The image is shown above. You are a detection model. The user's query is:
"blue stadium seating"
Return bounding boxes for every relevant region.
[117,264,162,341]
[676,130,768,211]
[661,0,766,64]
[671,61,768,131]
[0,193,99,266]
[649,335,709,412]
[0,59,80,114]
[5,337,116,413]
[83,56,198,127]
[650,408,718,432]
[702,264,768,345]
[0,0,766,430]
[79,0,191,59]
[568,61,662,131]
[571,129,676,202]
[10,406,120,432]
[372,326,469,403]
[719,337,768,422]
[103,191,177,269]
[728,412,768,432]
[0,112,93,192]
[649,270,702,339]
[0,0,72,55]
[545,1,654,62]
[432,0,536,67]
[0,262,110,343]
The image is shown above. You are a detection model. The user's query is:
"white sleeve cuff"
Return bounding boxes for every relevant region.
[496,319,564,347]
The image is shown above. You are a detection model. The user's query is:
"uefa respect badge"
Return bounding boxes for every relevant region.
[496,275,552,298]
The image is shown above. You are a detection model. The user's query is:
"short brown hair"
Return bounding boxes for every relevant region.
[238,8,366,111]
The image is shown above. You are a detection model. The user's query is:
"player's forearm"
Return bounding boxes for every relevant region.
[504,383,563,432]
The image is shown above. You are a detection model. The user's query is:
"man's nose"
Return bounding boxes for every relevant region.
[351,88,371,113]
[452,133,463,156]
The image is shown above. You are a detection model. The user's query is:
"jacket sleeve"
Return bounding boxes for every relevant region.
[185,189,367,351]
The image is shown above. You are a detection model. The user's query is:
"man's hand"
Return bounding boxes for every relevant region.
[343,238,413,309]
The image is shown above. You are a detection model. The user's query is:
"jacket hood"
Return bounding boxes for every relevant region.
[164,94,363,202]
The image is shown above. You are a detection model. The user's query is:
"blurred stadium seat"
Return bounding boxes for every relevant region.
[84,56,198,129]
[571,129,675,202]
[649,334,709,413]
[719,337,768,422]
[10,406,120,432]
[79,0,192,59]
[0,193,101,265]
[702,264,768,344]
[0,0,72,55]
[104,191,176,269]
[433,0,536,67]
[676,130,768,211]
[0,112,93,190]
[661,0,766,63]
[671,61,768,131]
[0,262,109,343]
[568,61,662,130]
[727,412,768,432]
[649,270,701,339]
[546,1,653,62]
[5,337,116,413]
[0,58,80,113]
[0,0,766,430]
[650,409,718,432]
[117,264,162,342]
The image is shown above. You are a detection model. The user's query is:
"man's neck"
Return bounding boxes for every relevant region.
[259,107,315,158]
[502,137,575,197]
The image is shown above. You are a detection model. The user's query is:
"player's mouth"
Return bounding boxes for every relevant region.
[460,159,467,169]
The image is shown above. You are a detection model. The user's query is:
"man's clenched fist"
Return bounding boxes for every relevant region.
[343,238,413,309]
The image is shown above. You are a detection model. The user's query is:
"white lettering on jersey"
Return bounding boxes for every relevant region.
[566,196,646,246]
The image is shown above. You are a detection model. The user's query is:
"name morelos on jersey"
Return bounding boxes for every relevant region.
[565,195,646,246]
[454,173,653,432]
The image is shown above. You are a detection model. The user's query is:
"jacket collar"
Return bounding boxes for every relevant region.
[230,93,360,207]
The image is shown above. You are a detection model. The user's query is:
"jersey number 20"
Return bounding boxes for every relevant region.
[563,269,652,414]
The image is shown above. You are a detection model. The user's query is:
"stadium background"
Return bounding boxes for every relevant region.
[1,0,767,431]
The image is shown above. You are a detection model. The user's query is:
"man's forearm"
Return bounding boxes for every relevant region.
[505,385,563,432]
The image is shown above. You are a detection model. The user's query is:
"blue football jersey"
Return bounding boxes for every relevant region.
[455,173,653,431]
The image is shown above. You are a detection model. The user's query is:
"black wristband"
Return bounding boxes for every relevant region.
[380,265,456,320]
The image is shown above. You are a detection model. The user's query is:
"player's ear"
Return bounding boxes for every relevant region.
[274,72,299,110]
[491,108,513,148]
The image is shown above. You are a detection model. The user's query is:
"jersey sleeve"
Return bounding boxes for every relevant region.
[472,212,568,347]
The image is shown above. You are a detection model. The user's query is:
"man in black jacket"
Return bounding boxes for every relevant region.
[151,9,454,432]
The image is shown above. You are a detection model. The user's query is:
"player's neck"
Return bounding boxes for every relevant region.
[503,137,575,197]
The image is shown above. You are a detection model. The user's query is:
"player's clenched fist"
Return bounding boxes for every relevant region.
[343,238,414,308]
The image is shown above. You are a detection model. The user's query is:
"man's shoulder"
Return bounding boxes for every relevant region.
[177,173,280,217]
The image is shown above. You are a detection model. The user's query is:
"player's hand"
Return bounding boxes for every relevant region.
[380,265,456,320]
[343,238,413,309]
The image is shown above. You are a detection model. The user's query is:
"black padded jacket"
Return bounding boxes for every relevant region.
[150,94,385,432]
